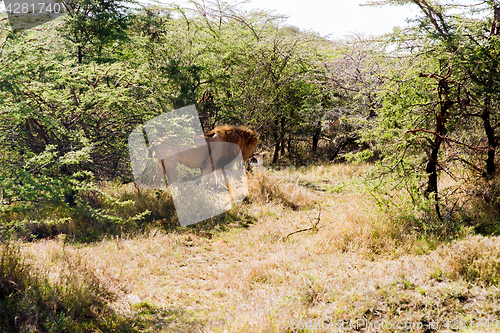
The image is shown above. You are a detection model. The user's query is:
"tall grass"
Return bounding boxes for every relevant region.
[0,241,124,332]
[0,181,179,242]
[7,162,500,332]
[433,235,500,285]
[247,169,318,209]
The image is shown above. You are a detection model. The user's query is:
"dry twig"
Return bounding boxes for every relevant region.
[284,204,321,241]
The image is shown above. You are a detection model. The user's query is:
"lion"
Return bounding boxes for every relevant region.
[149,125,259,185]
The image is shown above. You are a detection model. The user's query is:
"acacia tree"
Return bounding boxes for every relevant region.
[200,2,328,163]
[231,30,324,164]
[59,0,134,64]
[318,36,388,161]
[0,14,153,221]
[364,0,500,225]
[406,0,500,179]
[137,1,330,164]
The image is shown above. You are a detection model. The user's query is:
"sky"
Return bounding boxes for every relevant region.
[0,0,483,38]
[0,0,418,37]
[237,0,418,38]
[170,0,485,38]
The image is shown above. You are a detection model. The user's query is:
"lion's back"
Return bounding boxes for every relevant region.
[205,125,258,160]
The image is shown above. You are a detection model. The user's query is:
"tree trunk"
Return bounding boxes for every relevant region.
[288,135,292,159]
[312,125,321,154]
[280,116,286,157]
[481,9,500,178]
[272,139,280,164]
[280,137,285,156]
[328,139,348,161]
[78,45,83,64]
[272,118,280,164]
[424,90,452,222]
[482,106,496,178]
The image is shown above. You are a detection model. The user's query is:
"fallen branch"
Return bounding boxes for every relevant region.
[285,204,321,241]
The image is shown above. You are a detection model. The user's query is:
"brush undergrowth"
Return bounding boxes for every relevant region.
[433,235,500,285]
[0,241,131,332]
[0,182,178,242]
[247,169,318,210]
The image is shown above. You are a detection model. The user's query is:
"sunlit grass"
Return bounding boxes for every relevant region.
[10,162,500,332]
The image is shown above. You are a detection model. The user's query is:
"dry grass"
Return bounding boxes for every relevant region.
[432,235,500,285]
[247,168,318,209]
[0,241,118,332]
[16,163,500,332]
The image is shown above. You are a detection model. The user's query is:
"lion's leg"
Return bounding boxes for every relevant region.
[161,158,178,185]
[153,159,166,185]
[220,168,234,202]
[200,157,216,186]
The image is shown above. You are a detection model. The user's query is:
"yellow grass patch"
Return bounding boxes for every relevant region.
[17,163,500,332]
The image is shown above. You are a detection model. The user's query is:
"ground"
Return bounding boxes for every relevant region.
[16,164,500,332]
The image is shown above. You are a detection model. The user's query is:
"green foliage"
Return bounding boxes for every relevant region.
[357,1,500,232]
[1,0,499,240]
[59,0,136,63]
[0,18,156,233]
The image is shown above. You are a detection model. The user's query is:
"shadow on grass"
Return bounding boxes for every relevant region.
[0,182,258,243]
[127,302,226,332]
[160,205,258,240]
